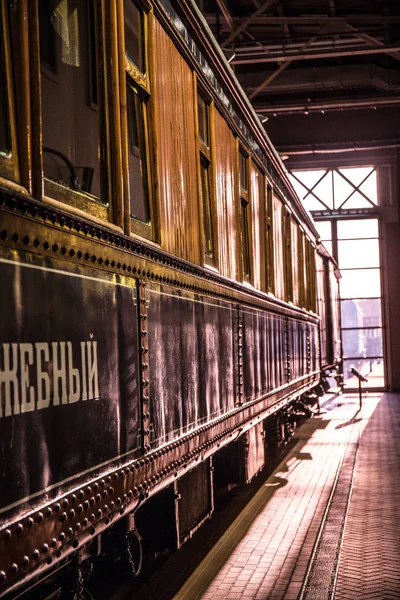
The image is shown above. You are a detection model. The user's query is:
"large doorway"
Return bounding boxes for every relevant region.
[290,167,385,390]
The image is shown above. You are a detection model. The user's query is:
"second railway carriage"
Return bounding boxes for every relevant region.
[0,0,341,597]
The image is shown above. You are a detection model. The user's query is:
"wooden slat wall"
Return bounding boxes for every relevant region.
[273,194,285,300]
[153,20,200,264]
[291,219,300,306]
[214,109,239,281]
[250,163,266,291]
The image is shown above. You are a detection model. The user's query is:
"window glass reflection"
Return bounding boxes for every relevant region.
[0,10,10,154]
[124,0,144,73]
[39,0,101,199]
[343,358,384,388]
[342,329,382,359]
[338,239,380,269]
[127,84,149,222]
[340,268,381,299]
[315,220,332,241]
[337,219,378,239]
[341,299,382,328]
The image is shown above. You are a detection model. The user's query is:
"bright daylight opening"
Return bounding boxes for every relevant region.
[289,167,385,391]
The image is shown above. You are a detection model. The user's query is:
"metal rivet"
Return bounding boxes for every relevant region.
[22,556,29,567]
[76,522,81,531]
[33,549,40,560]
[89,514,95,522]
[45,507,52,517]
[11,564,18,575]
[78,490,84,499]
[4,529,11,540]
[53,503,61,512]
[86,486,92,495]
[96,494,101,503]
[84,500,89,509]
[89,497,95,506]
[77,504,83,513]
[16,523,23,534]
[69,509,75,519]
[0,571,6,582]
[70,494,77,503]
[42,543,49,554]
[50,538,57,548]
[97,509,102,518]
[83,518,88,526]
[62,499,68,508]
[67,528,73,536]
[59,533,65,541]
[110,501,115,509]
[93,483,99,491]
[61,512,67,522]
[27,517,34,527]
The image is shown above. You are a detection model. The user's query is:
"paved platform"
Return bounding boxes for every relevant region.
[126,393,400,600]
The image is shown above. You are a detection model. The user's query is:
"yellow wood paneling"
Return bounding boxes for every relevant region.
[214,110,239,280]
[250,163,265,291]
[153,20,200,264]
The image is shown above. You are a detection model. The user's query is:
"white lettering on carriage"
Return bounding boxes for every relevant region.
[0,341,100,418]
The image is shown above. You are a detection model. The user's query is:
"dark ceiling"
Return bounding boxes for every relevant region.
[199,0,400,157]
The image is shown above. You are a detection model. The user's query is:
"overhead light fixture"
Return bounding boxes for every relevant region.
[256,113,269,123]
[222,48,236,63]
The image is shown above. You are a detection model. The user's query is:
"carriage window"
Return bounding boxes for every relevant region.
[39,0,103,203]
[197,93,215,265]
[124,0,144,73]
[124,0,153,238]
[127,84,150,222]
[0,11,11,155]
[239,149,251,281]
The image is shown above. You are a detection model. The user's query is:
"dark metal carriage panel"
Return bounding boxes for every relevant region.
[0,257,141,523]
[146,284,238,448]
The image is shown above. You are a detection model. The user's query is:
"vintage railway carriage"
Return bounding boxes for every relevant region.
[0,0,340,597]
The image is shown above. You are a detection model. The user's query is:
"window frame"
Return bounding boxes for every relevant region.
[238,145,252,283]
[119,0,158,241]
[266,184,275,295]
[0,0,20,186]
[38,0,112,222]
[195,79,218,268]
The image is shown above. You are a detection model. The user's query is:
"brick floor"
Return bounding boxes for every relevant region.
[125,393,400,600]
[334,393,400,600]
[175,394,374,600]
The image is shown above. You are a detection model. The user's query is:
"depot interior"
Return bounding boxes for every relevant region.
[199,0,400,393]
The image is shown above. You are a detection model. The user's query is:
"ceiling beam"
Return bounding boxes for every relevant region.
[255,96,400,114]
[232,42,400,64]
[206,15,400,26]
[249,26,329,100]
[221,0,276,47]
[215,0,234,31]
[344,23,400,63]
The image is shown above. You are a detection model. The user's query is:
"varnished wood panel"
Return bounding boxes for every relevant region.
[153,20,200,264]
[291,218,301,306]
[250,163,266,291]
[214,109,239,280]
[273,194,285,300]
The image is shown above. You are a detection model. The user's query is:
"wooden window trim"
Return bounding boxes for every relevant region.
[195,77,218,269]
[283,208,293,303]
[0,0,20,185]
[238,146,252,283]
[119,0,158,241]
[38,0,113,222]
[266,184,275,295]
